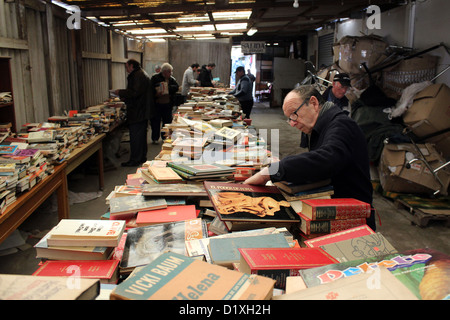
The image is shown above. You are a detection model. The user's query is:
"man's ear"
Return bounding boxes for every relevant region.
[309,95,320,111]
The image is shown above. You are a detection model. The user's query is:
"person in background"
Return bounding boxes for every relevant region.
[198,63,216,87]
[149,63,179,144]
[154,65,161,75]
[181,63,200,102]
[230,66,254,119]
[244,85,376,231]
[322,73,351,112]
[114,59,152,167]
[247,69,256,82]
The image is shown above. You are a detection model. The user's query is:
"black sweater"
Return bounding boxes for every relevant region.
[270,105,373,207]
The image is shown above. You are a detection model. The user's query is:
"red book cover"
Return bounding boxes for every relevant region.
[239,247,338,289]
[136,205,197,227]
[303,225,375,248]
[298,212,367,235]
[32,259,119,282]
[301,198,371,220]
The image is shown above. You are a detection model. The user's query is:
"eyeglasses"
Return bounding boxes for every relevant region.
[286,99,308,123]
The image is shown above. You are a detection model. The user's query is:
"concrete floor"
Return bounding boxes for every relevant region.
[0,101,449,276]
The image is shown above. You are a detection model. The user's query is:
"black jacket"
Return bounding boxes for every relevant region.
[322,86,349,110]
[198,65,213,87]
[118,68,152,123]
[270,105,373,206]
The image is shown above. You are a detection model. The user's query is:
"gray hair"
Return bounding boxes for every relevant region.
[161,63,173,73]
[290,85,325,105]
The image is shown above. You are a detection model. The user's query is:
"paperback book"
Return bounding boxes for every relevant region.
[141,183,207,197]
[111,252,275,300]
[304,224,375,248]
[119,218,207,274]
[167,161,235,176]
[136,204,198,227]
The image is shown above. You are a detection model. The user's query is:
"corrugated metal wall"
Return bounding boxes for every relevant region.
[111,32,127,90]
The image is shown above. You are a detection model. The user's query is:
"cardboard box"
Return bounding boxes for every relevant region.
[403,83,450,138]
[378,143,450,195]
[425,130,450,160]
[333,35,388,75]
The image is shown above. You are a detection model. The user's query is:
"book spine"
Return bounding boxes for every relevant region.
[304,218,367,234]
[167,162,196,175]
[312,204,370,220]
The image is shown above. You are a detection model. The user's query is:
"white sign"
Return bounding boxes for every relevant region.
[241,41,266,54]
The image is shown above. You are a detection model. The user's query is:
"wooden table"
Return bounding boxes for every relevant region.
[0,133,106,245]
[65,133,105,190]
[0,163,69,244]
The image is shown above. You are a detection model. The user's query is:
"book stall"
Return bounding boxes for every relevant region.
[2,86,448,302]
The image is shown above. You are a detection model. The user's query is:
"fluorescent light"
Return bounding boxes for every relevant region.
[216,23,247,31]
[175,25,215,32]
[128,28,167,34]
[247,28,257,36]
[212,10,252,20]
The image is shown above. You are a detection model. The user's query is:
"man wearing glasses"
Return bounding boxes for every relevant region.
[245,85,375,230]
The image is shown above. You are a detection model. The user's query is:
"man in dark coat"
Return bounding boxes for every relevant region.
[245,85,376,230]
[150,63,179,144]
[322,73,351,111]
[230,66,254,119]
[115,59,152,167]
[198,63,216,87]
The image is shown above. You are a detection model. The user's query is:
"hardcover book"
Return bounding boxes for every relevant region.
[141,183,207,197]
[298,212,367,235]
[119,218,207,274]
[204,181,300,230]
[167,161,235,176]
[319,232,398,262]
[274,179,332,195]
[208,233,291,268]
[136,204,198,227]
[0,274,100,300]
[32,259,120,284]
[35,232,114,261]
[109,195,167,218]
[110,252,275,300]
[301,198,371,220]
[304,225,375,248]
[145,166,183,183]
[239,247,339,289]
[46,219,126,247]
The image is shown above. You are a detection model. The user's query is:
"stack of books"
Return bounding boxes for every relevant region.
[167,161,235,181]
[32,219,127,284]
[295,198,372,240]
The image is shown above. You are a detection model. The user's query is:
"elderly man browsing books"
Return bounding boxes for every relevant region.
[245,85,376,231]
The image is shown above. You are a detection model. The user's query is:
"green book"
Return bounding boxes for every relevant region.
[167,161,235,176]
[208,233,291,268]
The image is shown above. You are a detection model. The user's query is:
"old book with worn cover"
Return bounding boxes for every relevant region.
[301,198,371,220]
[46,219,126,247]
[0,274,100,300]
[32,259,120,284]
[120,218,207,274]
[136,204,198,227]
[319,232,398,262]
[109,195,167,218]
[141,183,207,197]
[304,224,375,248]
[298,212,366,235]
[239,247,338,289]
[146,166,183,183]
[167,161,235,176]
[110,252,275,300]
[274,179,331,195]
[275,267,417,300]
[204,181,299,231]
[208,233,291,268]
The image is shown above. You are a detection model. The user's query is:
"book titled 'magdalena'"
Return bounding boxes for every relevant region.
[110,252,275,300]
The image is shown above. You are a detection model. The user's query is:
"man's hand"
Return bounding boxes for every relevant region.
[244,167,271,185]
